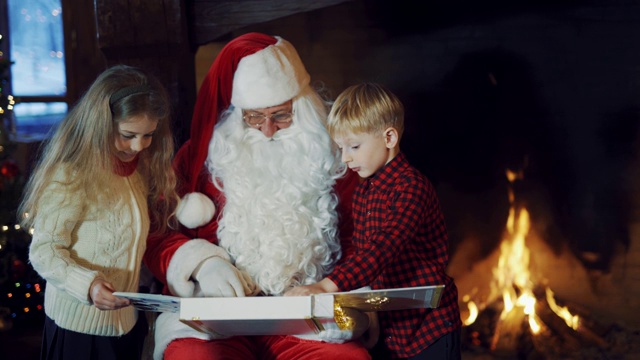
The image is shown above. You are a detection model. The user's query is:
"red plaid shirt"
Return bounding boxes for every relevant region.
[328,152,462,358]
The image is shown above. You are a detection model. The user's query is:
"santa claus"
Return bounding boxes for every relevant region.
[144,33,372,359]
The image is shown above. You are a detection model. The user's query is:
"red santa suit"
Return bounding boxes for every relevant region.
[143,33,370,360]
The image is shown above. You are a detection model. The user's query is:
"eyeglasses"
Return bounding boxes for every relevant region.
[243,112,294,127]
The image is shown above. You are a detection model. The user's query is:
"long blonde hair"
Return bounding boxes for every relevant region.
[19,65,179,234]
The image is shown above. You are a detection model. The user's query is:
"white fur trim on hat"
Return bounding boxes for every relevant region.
[231,36,310,109]
[166,239,230,297]
[176,192,216,229]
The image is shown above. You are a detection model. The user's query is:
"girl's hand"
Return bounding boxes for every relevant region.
[90,278,131,310]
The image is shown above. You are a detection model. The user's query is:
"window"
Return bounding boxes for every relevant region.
[5,0,67,137]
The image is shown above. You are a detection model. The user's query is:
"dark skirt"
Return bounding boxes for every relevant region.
[40,314,148,360]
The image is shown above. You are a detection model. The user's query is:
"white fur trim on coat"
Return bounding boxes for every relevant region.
[176,192,216,229]
[294,307,370,343]
[153,311,228,360]
[231,37,310,110]
[166,239,230,297]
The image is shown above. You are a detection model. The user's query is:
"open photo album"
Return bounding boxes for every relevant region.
[114,285,444,336]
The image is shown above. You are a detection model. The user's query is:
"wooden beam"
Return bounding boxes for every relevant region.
[188,0,352,45]
[93,0,196,145]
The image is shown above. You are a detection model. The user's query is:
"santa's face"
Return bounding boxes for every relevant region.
[242,100,293,138]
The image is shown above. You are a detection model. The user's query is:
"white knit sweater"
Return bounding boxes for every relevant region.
[29,164,149,336]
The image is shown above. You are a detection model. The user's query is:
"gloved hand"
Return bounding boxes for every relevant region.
[192,257,258,297]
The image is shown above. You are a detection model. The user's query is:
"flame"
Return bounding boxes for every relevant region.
[462,169,578,338]
[462,294,478,326]
[494,200,542,334]
[546,288,579,330]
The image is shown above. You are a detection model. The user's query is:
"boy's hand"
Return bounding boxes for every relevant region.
[284,278,339,296]
[90,278,130,310]
[285,283,324,296]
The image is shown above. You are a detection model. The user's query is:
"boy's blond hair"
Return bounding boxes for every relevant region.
[328,83,404,138]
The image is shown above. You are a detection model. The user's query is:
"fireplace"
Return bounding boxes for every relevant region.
[447,168,640,358]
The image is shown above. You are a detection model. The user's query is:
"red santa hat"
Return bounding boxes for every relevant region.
[176,32,311,229]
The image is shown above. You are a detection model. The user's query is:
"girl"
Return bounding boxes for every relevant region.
[19,65,179,360]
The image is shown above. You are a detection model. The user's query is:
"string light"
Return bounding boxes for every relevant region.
[0,223,44,325]
[0,31,44,330]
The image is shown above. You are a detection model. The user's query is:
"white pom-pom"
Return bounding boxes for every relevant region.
[176,192,216,229]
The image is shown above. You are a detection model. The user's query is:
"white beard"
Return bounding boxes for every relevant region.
[206,106,344,295]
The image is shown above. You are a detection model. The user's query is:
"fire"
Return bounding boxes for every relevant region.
[461,169,579,340]
[546,288,579,330]
[462,294,478,326]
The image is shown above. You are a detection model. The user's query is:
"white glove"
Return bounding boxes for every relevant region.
[192,257,257,297]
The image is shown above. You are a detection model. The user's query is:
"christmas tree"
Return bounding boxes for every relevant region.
[0,31,46,332]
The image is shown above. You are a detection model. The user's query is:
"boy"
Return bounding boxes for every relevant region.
[285,83,462,359]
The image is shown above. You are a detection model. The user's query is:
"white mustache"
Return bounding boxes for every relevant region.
[242,124,297,144]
